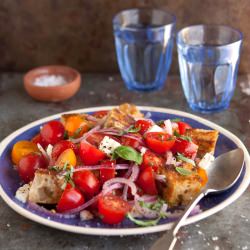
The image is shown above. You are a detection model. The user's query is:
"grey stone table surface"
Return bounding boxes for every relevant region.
[0,73,249,250]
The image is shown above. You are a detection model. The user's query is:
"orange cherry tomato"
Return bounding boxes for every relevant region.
[11,140,40,165]
[64,115,89,137]
[197,167,208,187]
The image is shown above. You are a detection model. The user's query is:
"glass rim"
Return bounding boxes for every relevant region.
[177,24,243,48]
[112,8,176,31]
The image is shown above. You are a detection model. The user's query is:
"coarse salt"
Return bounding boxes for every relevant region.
[33,75,67,87]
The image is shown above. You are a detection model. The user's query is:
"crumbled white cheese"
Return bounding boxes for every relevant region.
[146,125,164,133]
[99,136,121,156]
[140,147,147,156]
[15,184,30,203]
[199,153,215,170]
[80,210,94,221]
[164,119,173,135]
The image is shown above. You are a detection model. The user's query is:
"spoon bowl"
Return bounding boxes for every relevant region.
[151,148,245,250]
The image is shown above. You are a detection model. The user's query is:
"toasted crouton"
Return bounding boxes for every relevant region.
[186,129,219,158]
[103,103,143,129]
[158,163,204,207]
[28,169,63,204]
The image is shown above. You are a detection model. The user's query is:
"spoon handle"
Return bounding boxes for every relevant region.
[150,192,205,250]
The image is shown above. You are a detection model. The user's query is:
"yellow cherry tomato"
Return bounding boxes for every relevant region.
[11,140,39,165]
[197,167,208,187]
[55,148,77,168]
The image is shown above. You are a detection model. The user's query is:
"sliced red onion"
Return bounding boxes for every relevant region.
[165,151,173,165]
[164,119,173,135]
[73,164,129,172]
[85,114,99,122]
[69,125,101,143]
[155,174,166,183]
[102,183,124,195]
[63,194,101,214]
[122,134,145,145]
[27,202,77,219]
[171,122,179,130]
[144,112,152,119]
[122,164,139,200]
[37,143,50,162]
[102,177,137,196]
[136,195,158,203]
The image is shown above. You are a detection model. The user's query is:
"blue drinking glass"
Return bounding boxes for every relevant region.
[113,9,176,91]
[177,25,243,113]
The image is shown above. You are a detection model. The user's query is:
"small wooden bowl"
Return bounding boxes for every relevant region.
[24,65,81,102]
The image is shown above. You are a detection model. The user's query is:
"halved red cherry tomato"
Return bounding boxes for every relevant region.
[140,150,164,172]
[31,133,48,148]
[98,195,130,224]
[93,110,108,119]
[135,120,153,135]
[121,133,143,149]
[137,167,158,195]
[145,132,175,154]
[79,142,106,165]
[100,160,116,184]
[177,122,192,135]
[73,170,100,198]
[17,153,47,183]
[52,140,78,161]
[171,138,198,159]
[57,184,85,213]
[40,120,65,145]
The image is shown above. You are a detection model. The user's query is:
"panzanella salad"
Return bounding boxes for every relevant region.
[12,103,219,226]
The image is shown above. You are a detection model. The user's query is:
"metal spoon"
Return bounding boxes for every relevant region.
[150,148,245,250]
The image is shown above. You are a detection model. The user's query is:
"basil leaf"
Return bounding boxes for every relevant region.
[171,118,182,122]
[175,167,192,176]
[174,131,192,142]
[63,131,69,139]
[156,120,165,126]
[176,153,195,166]
[127,126,141,133]
[113,146,142,164]
[127,213,160,227]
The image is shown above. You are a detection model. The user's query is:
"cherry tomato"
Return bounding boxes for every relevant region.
[92,110,108,119]
[135,120,153,135]
[137,167,158,195]
[73,170,100,198]
[100,160,116,184]
[57,184,85,213]
[55,148,77,168]
[11,140,40,165]
[121,133,143,149]
[52,140,78,161]
[171,138,198,159]
[79,141,105,165]
[17,153,47,183]
[145,132,175,154]
[64,115,89,137]
[177,122,192,135]
[98,195,130,224]
[140,150,164,172]
[31,133,48,148]
[197,167,208,187]
[40,120,65,145]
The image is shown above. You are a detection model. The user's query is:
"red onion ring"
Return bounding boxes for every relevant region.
[73,164,129,172]
[27,202,77,219]
[122,164,139,200]
[154,174,166,183]
[102,177,137,196]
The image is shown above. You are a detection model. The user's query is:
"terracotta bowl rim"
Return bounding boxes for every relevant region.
[23,65,81,90]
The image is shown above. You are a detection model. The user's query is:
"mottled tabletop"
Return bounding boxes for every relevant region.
[0,73,249,250]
